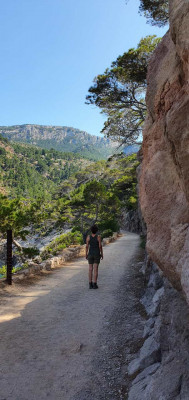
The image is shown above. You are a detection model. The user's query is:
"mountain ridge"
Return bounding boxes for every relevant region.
[0,124,118,160]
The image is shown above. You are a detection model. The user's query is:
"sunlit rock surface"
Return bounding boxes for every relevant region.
[140,0,189,299]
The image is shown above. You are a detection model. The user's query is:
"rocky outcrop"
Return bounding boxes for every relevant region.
[128,258,189,399]
[140,1,189,300]
[120,210,142,234]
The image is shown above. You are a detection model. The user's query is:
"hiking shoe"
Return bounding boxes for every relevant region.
[89,282,93,289]
[93,283,98,289]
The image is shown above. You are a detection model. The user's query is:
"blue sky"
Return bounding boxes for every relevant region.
[0,0,167,136]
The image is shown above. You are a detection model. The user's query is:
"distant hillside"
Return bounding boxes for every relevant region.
[0,124,118,161]
[0,134,93,199]
[123,144,140,155]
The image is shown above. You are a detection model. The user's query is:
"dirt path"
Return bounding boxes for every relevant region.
[0,233,145,400]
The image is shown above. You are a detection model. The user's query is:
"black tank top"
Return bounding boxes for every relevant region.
[89,234,100,257]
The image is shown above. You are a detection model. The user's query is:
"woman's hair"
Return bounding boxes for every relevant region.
[91,225,98,234]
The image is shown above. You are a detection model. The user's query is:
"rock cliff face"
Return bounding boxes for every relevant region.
[140,1,189,299]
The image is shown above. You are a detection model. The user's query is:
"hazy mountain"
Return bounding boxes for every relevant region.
[123,144,140,155]
[0,125,118,160]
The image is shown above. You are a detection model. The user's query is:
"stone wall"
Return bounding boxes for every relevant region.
[8,233,119,283]
[139,0,189,300]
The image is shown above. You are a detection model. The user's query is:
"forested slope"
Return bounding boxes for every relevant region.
[0,133,139,271]
[0,134,92,199]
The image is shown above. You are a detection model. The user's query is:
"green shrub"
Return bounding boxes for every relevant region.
[0,265,6,278]
[12,263,29,273]
[98,218,119,233]
[126,195,138,210]
[0,263,29,278]
[140,235,146,249]
[101,229,113,239]
[22,247,40,257]
[41,231,83,259]
[71,226,81,233]
[0,147,6,156]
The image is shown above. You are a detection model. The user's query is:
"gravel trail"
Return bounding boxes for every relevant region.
[0,233,145,400]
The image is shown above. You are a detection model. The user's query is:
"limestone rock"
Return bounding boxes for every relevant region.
[128,335,161,377]
[120,210,142,233]
[33,256,42,264]
[147,271,163,290]
[139,334,161,368]
[128,358,141,376]
[140,287,156,315]
[140,0,189,301]
[143,317,155,339]
[132,363,160,385]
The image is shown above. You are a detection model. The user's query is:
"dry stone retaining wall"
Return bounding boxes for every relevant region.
[10,233,119,282]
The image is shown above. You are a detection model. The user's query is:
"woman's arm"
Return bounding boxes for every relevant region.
[98,235,103,259]
[86,235,90,259]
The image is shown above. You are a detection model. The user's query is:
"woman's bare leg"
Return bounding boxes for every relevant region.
[93,263,99,283]
[89,264,93,282]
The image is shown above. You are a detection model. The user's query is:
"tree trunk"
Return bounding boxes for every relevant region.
[6,230,13,285]
[13,239,23,251]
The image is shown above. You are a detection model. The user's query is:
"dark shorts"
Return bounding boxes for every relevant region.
[88,255,100,265]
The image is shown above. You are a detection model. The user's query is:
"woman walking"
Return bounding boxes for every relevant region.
[86,225,103,289]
